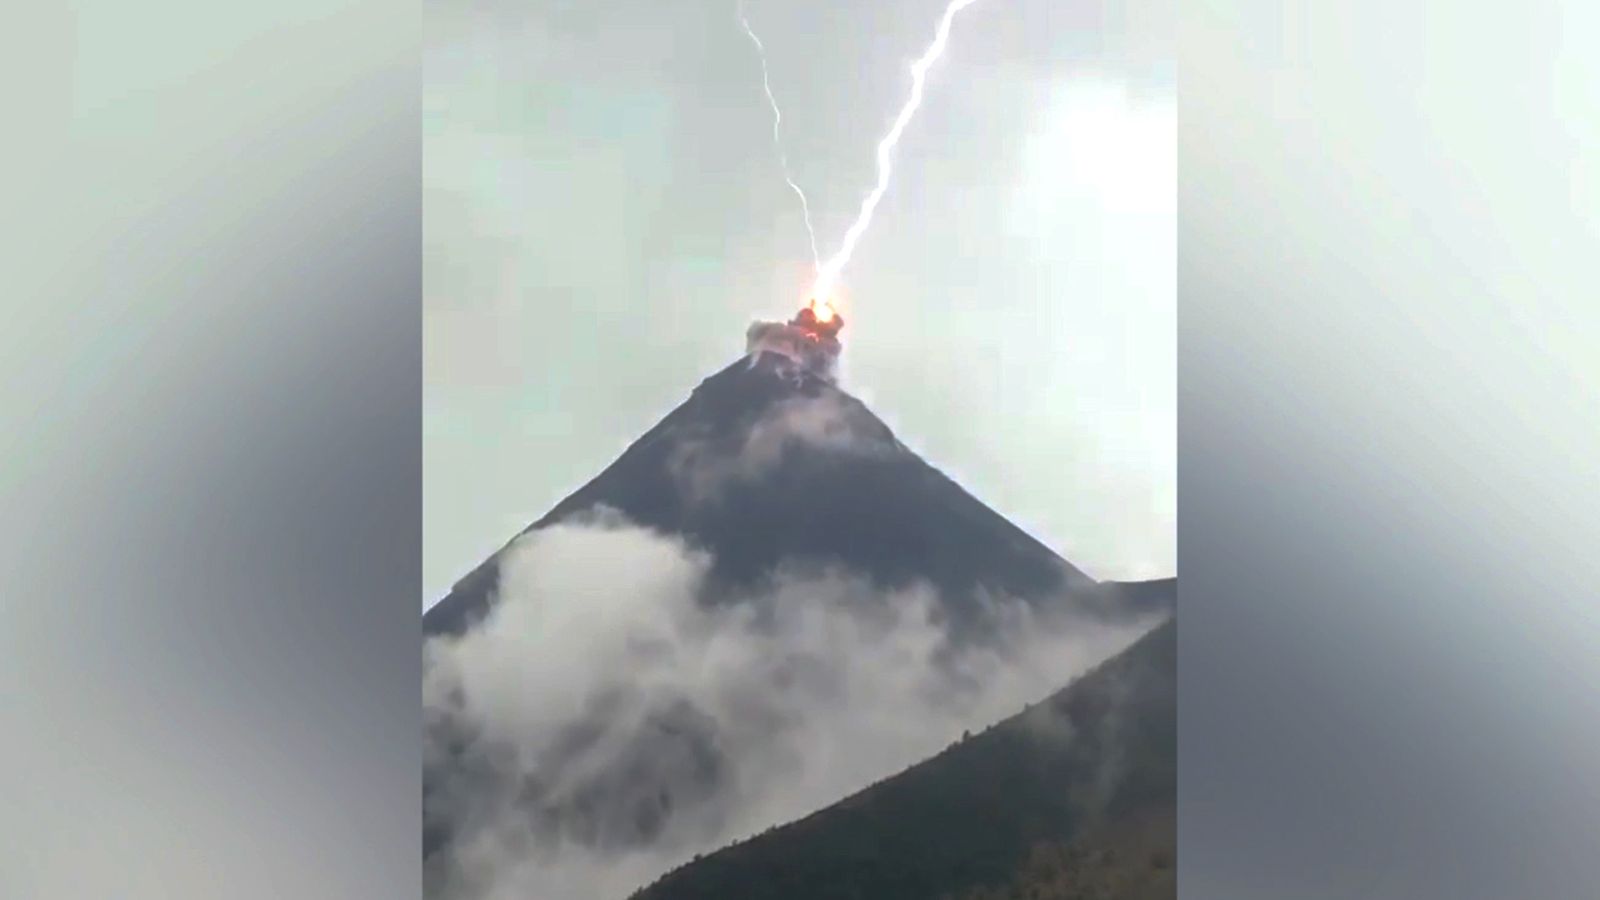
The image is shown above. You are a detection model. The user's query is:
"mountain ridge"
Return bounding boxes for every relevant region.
[632,609,1176,900]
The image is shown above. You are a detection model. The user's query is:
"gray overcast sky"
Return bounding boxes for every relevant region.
[424,0,1173,603]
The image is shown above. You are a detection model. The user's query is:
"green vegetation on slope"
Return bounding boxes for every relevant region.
[633,616,1176,900]
[951,804,1174,900]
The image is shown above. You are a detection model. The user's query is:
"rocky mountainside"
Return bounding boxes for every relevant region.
[633,609,1176,900]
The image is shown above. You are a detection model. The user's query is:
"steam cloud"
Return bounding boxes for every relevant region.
[666,388,892,507]
[424,510,1152,900]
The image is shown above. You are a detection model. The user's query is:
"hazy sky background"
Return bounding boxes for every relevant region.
[425,0,1173,602]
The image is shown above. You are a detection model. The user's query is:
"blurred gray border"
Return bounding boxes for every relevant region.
[1178,1,1599,896]
[3,1,1595,898]
[3,3,421,898]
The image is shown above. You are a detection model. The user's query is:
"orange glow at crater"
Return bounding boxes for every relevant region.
[788,294,845,344]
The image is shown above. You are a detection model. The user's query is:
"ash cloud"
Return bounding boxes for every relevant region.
[666,388,893,507]
[744,305,843,379]
[424,512,1154,900]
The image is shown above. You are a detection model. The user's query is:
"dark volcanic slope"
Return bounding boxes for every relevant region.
[425,352,1104,638]
[633,609,1176,900]
[423,350,1174,899]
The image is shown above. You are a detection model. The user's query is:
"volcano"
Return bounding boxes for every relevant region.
[425,321,1153,640]
[423,315,1173,899]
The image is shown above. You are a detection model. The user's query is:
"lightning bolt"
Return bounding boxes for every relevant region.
[812,0,986,300]
[737,0,820,272]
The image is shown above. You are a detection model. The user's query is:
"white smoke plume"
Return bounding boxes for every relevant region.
[424,511,1153,900]
[666,388,891,507]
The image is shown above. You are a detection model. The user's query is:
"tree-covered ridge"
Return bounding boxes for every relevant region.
[950,805,1174,900]
[633,615,1176,900]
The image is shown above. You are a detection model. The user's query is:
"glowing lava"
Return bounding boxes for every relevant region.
[792,297,844,344]
[745,301,844,378]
